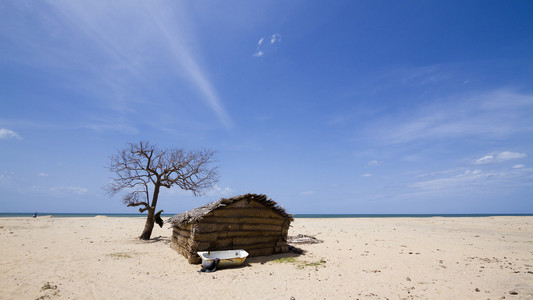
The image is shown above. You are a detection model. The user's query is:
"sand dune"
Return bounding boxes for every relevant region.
[1,216,532,299]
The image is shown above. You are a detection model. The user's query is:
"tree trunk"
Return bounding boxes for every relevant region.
[139,182,161,240]
[139,208,155,240]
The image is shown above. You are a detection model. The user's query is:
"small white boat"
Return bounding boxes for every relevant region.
[197,249,249,269]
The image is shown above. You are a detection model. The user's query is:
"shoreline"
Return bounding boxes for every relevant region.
[1,216,532,299]
[2,213,533,218]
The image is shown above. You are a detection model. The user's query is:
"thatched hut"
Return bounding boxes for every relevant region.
[168,194,293,264]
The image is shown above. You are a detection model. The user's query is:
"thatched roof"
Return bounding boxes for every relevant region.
[168,193,293,226]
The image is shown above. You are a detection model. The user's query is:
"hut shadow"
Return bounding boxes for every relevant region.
[243,249,305,266]
[204,247,306,272]
[205,252,303,272]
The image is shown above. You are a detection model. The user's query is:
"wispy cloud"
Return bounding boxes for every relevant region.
[270,33,281,44]
[392,65,452,87]
[50,186,88,195]
[410,167,532,191]
[206,185,234,197]
[144,3,232,128]
[81,116,138,135]
[475,151,527,164]
[372,89,533,144]
[19,1,232,130]
[362,173,372,177]
[0,128,21,140]
[367,160,379,166]
[254,33,282,57]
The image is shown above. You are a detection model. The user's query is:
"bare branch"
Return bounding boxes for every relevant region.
[104,141,218,240]
[127,201,149,208]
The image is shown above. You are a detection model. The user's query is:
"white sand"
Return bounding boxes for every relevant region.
[1,216,532,299]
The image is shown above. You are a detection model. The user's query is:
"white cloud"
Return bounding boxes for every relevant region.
[206,185,233,197]
[461,169,481,176]
[50,186,88,195]
[367,160,379,166]
[362,173,372,177]
[496,151,527,161]
[475,155,494,164]
[0,128,21,140]
[270,33,280,44]
[38,172,49,177]
[475,151,527,164]
[513,164,525,169]
[254,33,281,57]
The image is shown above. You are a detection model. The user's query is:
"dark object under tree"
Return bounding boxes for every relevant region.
[105,141,218,240]
[154,210,164,228]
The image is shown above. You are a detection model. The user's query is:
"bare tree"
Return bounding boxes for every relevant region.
[105,141,218,240]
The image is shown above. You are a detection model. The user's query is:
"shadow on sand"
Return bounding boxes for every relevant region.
[137,235,171,244]
[245,251,303,265]
[198,251,304,273]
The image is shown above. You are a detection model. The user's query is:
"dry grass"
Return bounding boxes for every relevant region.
[273,257,326,269]
[107,252,137,259]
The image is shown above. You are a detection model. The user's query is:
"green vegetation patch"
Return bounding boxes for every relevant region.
[300,258,327,268]
[273,257,326,269]
[273,257,298,264]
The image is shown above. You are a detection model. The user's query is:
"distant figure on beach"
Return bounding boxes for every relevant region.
[155,210,164,228]
[33,212,37,218]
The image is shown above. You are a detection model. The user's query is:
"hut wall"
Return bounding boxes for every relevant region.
[171,199,290,264]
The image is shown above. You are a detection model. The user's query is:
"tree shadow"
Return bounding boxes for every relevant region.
[139,235,171,244]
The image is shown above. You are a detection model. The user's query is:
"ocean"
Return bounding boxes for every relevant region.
[0,213,532,218]
[293,213,533,218]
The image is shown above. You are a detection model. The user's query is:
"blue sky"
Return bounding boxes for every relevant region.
[1,1,532,214]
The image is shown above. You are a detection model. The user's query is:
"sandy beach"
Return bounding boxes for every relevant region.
[1,216,532,299]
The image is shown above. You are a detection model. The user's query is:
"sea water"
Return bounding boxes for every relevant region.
[0,213,531,218]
